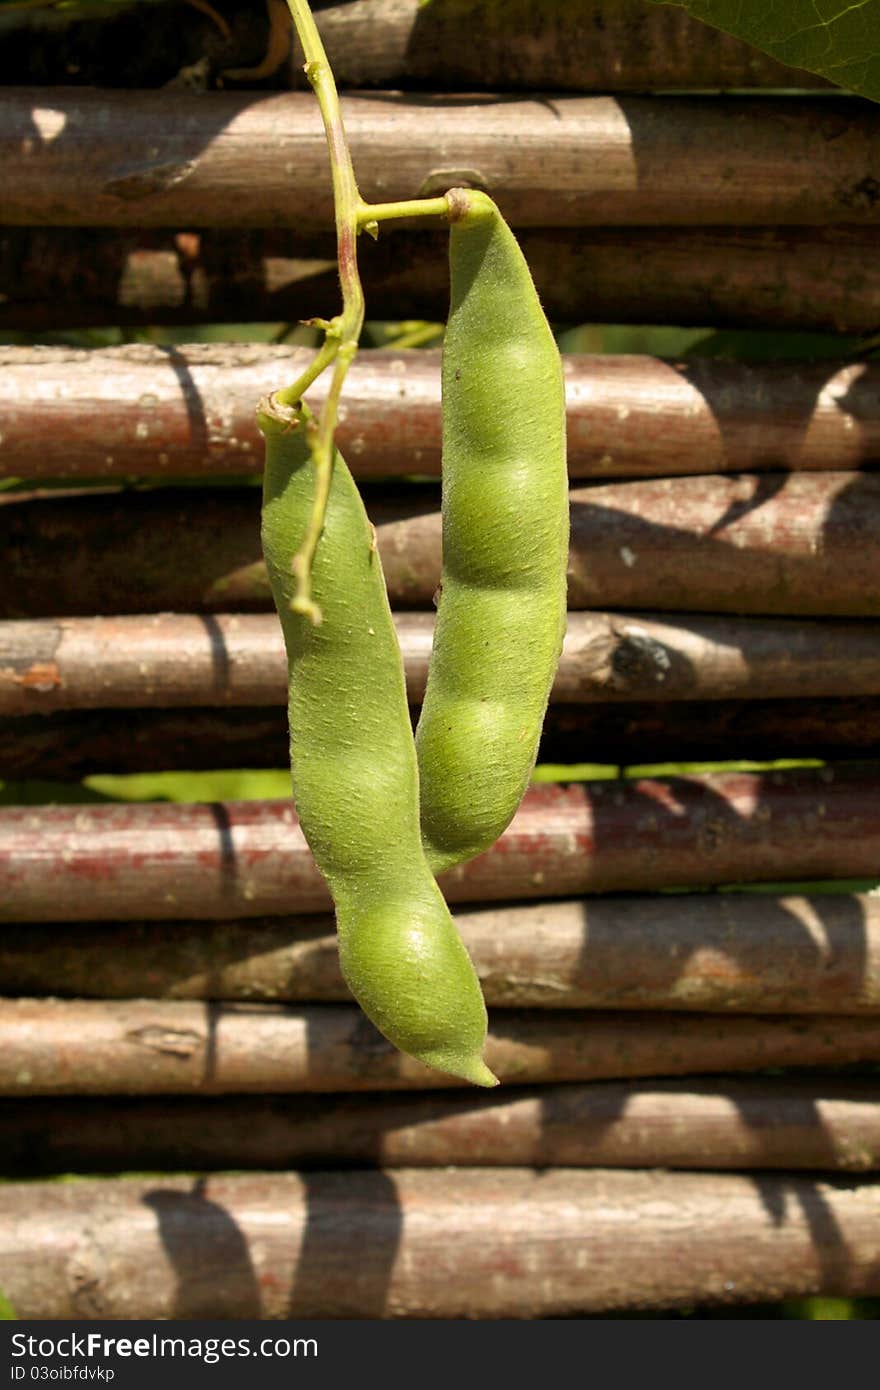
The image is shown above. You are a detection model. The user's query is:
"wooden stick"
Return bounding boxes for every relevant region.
[2,998,880,1095]
[0,0,828,93]
[2,764,880,923]
[12,694,880,779]
[564,470,880,617]
[8,607,880,773]
[280,0,834,94]
[3,227,878,332]
[0,705,295,780]
[2,1168,879,1319]
[8,609,880,715]
[4,894,880,1015]
[8,90,876,230]
[538,696,880,767]
[3,347,877,483]
[3,1079,879,1173]
[6,472,880,618]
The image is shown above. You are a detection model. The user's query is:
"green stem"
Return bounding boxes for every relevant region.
[279,1,452,621]
[276,332,337,407]
[386,322,445,350]
[280,0,366,621]
[359,196,451,231]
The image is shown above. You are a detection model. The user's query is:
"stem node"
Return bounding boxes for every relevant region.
[279,1,457,614]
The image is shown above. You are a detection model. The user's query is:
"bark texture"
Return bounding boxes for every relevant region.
[7,90,878,229]
[8,609,880,713]
[3,1079,879,1174]
[1,765,880,922]
[3,347,878,482]
[12,695,880,778]
[2,1168,879,1320]
[2,997,880,1094]
[3,227,878,331]
[4,893,880,1015]
[6,472,880,618]
[0,0,830,92]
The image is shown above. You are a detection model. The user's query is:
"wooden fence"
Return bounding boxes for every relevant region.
[2,0,880,1319]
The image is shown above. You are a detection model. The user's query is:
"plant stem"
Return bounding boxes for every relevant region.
[359,197,451,229]
[278,1,452,621]
[277,0,365,621]
[386,322,445,350]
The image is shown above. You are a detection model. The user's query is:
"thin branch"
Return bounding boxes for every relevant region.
[275,3,453,620]
[275,0,369,622]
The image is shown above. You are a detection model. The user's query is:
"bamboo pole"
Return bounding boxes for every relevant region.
[0,0,829,93]
[12,694,880,779]
[2,1079,879,1173]
[6,472,880,618]
[8,90,878,230]
[3,766,880,923]
[2,998,880,1094]
[3,766,880,922]
[8,609,880,714]
[2,1168,879,1319]
[3,347,878,483]
[4,894,880,1015]
[3,227,878,332]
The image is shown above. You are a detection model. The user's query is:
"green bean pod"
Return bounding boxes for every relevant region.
[259,394,496,1088]
[415,188,569,874]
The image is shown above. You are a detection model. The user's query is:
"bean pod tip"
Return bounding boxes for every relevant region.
[452,1056,500,1089]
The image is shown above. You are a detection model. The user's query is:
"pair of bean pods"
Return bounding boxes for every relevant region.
[260,189,569,1086]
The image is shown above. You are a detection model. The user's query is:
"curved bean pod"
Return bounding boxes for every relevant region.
[416,188,569,874]
[259,394,496,1088]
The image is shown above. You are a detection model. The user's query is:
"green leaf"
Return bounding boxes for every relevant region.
[0,1290,16,1320]
[651,0,880,104]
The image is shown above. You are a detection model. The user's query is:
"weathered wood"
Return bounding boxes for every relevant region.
[0,705,296,778]
[1,766,879,922]
[4,894,880,1015]
[3,1079,879,1173]
[4,347,878,483]
[6,473,880,618]
[8,90,877,229]
[285,0,835,93]
[2,998,880,1095]
[0,613,298,711]
[2,1168,879,1319]
[3,227,878,331]
[563,471,880,617]
[12,689,880,774]
[0,0,829,93]
[8,609,880,714]
[539,696,880,765]
[12,695,880,778]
